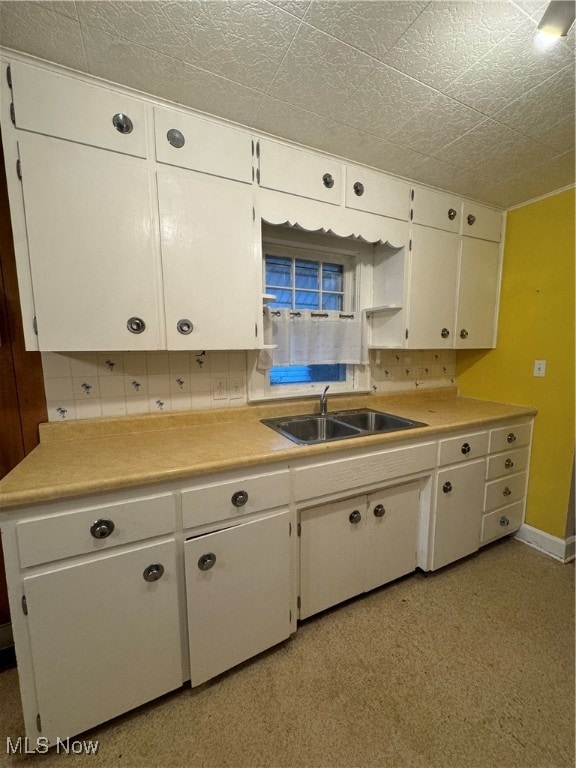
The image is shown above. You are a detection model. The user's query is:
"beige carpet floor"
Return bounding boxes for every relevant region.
[1,538,574,768]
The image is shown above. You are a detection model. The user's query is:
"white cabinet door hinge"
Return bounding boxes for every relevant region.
[10,102,15,125]
[36,714,42,733]
[297,522,301,537]
[33,316,38,335]
[297,596,301,609]
[6,64,12,88]
[21,595,28,615]
[16,159,22,180]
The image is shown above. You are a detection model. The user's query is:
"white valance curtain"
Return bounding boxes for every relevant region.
[258,307,368,370]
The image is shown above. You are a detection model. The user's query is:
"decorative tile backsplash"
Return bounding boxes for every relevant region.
[41,349,457,421]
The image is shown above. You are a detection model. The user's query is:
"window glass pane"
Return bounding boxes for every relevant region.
[322,293,343,311]
[270,290,292,308]
[295,260,319,291]
[266,256,291,287]
[295,291,319,309]
[270,364,346,386]
[322,263,343,292]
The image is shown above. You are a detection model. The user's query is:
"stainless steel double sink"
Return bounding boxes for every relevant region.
[261,409,427,445]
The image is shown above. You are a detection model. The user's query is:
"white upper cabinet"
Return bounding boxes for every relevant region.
[461,201,502,242]
[157,169,259,350]
[9,60,147,158]
[455,238,501,348]
[345,166,410,221]
[18,133,162,351]
[258,139,342,205]
[411,186,461,233]
[153,106,253,183]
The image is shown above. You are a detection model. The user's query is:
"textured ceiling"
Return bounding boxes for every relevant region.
[0,0,574,208]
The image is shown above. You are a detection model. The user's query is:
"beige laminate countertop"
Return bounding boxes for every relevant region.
[0,388,537,510]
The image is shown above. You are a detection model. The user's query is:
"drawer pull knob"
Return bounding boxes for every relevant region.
[442,481,453,493]
[143,563,164,582]
[167,128,185,148]
[467,214,476,226]
[90,519,115,539]
[177,318,193,335]
[353,181,365,196]
[460,328,469,339]
[198,553,216,571]
[448,208,457,221]
[322,173,335,188]
[499,516,510,527]
[507,433,516,443]
[373,504,386,518]
[231,490,248,507]
[503,486,512,497]
[349,510,362,524]
[127,316,146,334]
[112,113,133,134]
[505,458,514,469]
[441,327,450,339]
[461,442,471,455]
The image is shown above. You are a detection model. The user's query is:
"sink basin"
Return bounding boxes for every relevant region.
[261,409,426,445]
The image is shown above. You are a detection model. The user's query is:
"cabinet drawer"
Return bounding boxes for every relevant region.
[9,60,147,158]
[489,423,531,454]
[154,107,252,183]
[486,448,530,480]
[411,186,460,232]
[182,470,290,529]
[481,501,523,543]
[16,494,174,568]
[258,139,342,205]
[438,431,489,466]
[345,166,410,220]
[295,442,436,502]
[484,473,527,512]
[461,201,502,242]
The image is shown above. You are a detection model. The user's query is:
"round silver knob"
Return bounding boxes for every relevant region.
[112,113,133,134]
[198,553,216,571]
[461,442,471,455]
[499,516,510,527]
[127,316,146,334]
[441,328,450,339]
[448,208,457,221]
[353,181,364,196]
[349,510,362,524]
[507,433,517,444]
[143,563,164,582]
[167,128,185,148]
[177,319,193,335]
[443,481,453,493]
[373,504,386,518]
[460,328,469,339]
[503,486,512,497]
[467,214,476,226]
[505,458,514,469]
[90,519,115,539]
[322,173,334,188]
[231,490,248,507]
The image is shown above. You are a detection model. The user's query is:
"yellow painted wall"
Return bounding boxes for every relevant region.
[457,188,575,540]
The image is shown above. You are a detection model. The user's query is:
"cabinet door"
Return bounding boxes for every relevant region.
[154,106,253,183]
[18,133,162,351]
[157,170,258,349]
[185,510,291,686]
[299,497,365,619]
[23,540,182,744]
[258,139,342,205]
[406,225,459,348]
[365,482,420,591]
[461,202,502,242]
[411,187,460,233]
[456,239,500,349]
[432,460,485,570]
[345,166,410,220]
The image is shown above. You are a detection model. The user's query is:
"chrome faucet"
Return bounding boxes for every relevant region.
[319,385,330,416]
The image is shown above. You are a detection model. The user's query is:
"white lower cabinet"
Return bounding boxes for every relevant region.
[22,539,182,744]
[299,481,421,619]
[185,510,292,686]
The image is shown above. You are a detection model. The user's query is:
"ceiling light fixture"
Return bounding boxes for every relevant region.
[537,0,575,38]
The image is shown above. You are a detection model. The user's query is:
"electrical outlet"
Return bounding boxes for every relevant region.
[533,360,547,377]
[211,377,228,399]
[229,376,244,399]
